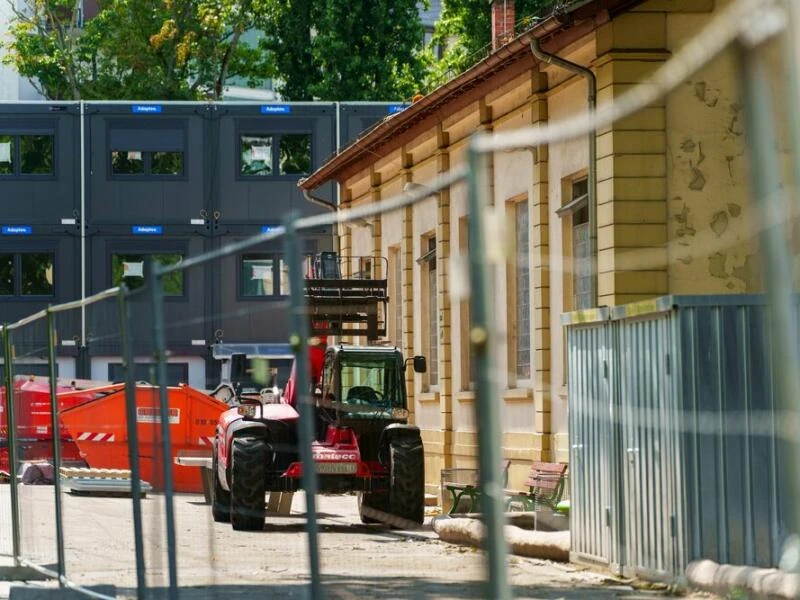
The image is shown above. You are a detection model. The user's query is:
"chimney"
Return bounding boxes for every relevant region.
[491,0,516,50]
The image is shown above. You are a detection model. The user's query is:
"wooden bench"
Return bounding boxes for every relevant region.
[444,460,510,515]
[504,462,567,512]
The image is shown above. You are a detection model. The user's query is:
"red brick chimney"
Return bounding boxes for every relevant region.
[491,0,516,50]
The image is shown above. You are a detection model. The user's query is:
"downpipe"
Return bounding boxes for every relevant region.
[530,38,598,306]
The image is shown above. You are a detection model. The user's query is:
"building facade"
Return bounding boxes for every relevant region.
[300,0,779,494]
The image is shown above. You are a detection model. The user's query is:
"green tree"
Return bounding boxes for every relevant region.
[2,0,270,100]
[258,0,426,101]
[424,0,561,89]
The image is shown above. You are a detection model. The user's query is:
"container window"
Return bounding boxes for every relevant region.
[20,135,54,175]
[154,254,184,296]
[20,253,54,296]
[241,253,288,297]
[112,151,144,175]
[0,135,13,174]
[0,133,54,176]
[151,151,183,175]
[279,134,311,175]
[0,254,14,295]
[240,135,273,176]
[107,362,188,386]
[112,253,183,296]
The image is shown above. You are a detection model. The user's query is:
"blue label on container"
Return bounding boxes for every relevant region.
[388,104,408,114]
[131,105,163,114]
[2,226,32,235]
[260,105,291,114]
[132,225,163,235]
[261,225,281,234]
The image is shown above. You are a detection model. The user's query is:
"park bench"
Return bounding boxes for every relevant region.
[444,460,511,515]
[504,461,567,512]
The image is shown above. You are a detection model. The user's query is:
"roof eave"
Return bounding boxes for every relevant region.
[300,0,642,191]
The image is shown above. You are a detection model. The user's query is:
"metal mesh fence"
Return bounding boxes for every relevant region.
[1,0,800,597]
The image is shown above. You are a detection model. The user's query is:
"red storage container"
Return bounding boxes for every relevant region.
[0,377,103,473]
[60,383,228,493]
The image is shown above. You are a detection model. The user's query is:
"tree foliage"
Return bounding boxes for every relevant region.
[2,0,270,100]
[423,0,562,89]
[4,0,559,102]
[258,0,426,101]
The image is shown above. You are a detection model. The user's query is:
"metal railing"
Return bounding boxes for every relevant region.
[1,0,798,597]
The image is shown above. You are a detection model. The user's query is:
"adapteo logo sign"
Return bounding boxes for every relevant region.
[260,105,291,114]
[261,225,281,234]
[131,225,163,235]
[131,104,163,114]
[1,225,32,235]
[388,104,408,114]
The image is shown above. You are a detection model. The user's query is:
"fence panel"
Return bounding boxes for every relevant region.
[562,309,620,570]
[6,312,59,572]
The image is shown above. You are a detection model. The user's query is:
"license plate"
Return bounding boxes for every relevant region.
[316,462,357,475]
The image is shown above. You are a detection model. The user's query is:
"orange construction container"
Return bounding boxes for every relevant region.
[60,383,228,493]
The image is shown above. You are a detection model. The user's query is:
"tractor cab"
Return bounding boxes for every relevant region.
[318,345,425,421]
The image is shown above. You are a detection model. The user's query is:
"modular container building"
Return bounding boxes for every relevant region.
[0,101,401,388]
[563,295,791,580]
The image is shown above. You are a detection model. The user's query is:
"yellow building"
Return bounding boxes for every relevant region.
[300,0,777,495]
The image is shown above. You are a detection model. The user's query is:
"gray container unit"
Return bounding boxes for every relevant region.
[562,307,623,572]
[214,103,337,224]
[337,102,408,149]
[564,295,791,580]
[86,231,208,356]
[86,103,210,227]
[0,103,81,226]
[210,227,330,347]
[0,232,81,354]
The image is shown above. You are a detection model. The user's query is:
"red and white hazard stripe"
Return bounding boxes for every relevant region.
[198,436,214,446]
[76,432,116,442]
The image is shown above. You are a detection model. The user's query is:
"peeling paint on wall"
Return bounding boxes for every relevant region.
[710,211,729,237]
[673,200,697,245]
[689,165,706,191]
[693,80,720,107]
[732,254,761,291]
[708,252,729,279]
[727,103,744,137]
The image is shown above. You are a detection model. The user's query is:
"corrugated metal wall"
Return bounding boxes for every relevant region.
[563,308,623,570]
[673,298,786,569]
[565,295,791,580]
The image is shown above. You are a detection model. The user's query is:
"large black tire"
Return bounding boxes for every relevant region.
[211,441,231,523]
[388,436,424,525]
[230,437,267,531]
[358,489,389,524]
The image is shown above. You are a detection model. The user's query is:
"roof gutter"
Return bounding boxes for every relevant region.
[529,36,598,308]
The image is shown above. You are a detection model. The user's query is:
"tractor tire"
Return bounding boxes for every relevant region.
[211,441,230,523]
[230,437,267,531]
[388,436,424,525]
[358,489,389,524]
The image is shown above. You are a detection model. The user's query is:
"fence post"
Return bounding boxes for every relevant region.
[118,287,147,599]
[283,216,323,599]
[466,141,511,600]
[2,325,21,565]
[45,309,66,586]
[150,268,179,600]
[737,37,800,560]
